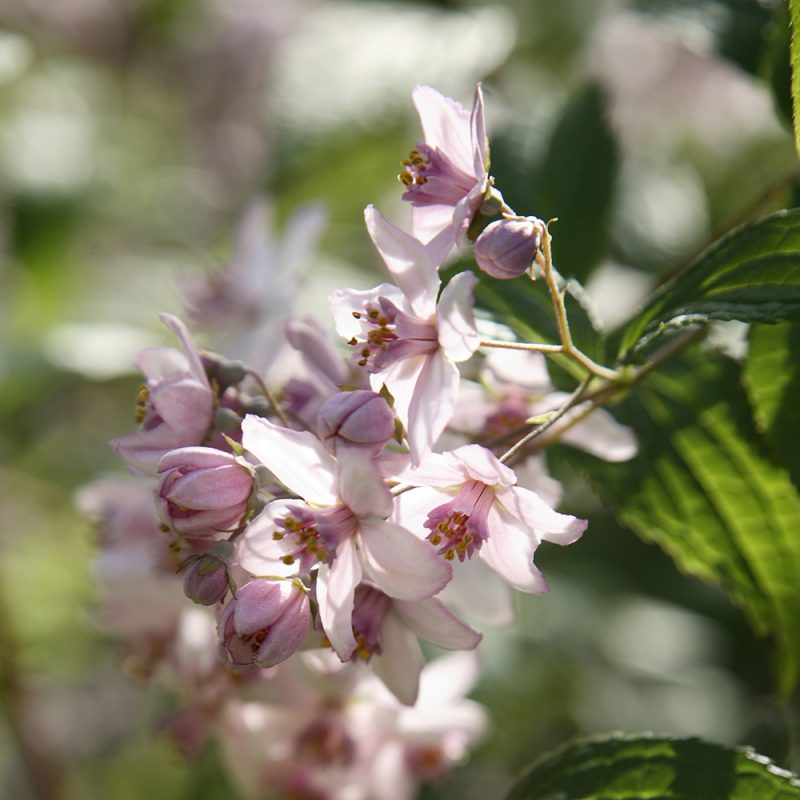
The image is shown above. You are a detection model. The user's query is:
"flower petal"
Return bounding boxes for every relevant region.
[329,283,407,342]
[364,205,440,319]
[437,556,515,628]
[436,271,480,363]
[241,415,337,506]
[315,537,362,661]
[371,610,423,706]
[159,313,209,387]
[480,504,549,594]
[412,85,473,177]
[559,404,638,462]
[471,83,487,176]
[497,486,587,546]
[359,519,451,600]
[236,499,308,578]
[394,597,481,650]
[335,444,393,519]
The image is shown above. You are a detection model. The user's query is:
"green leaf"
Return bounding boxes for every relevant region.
[538,84,618,283]
[790,0,800,158]
[743,322,800,486]
[562,353,800,695]
[618,209,800,359]
[503,734,800,800]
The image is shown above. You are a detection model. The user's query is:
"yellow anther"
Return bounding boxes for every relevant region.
[444,549,456,561]
[281,555,296,565]
[352,311,361,319]
[399,172,413,186]
[272,531,284,540]
[429,533,442,546]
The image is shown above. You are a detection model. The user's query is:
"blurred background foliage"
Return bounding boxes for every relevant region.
[1,0,799,798]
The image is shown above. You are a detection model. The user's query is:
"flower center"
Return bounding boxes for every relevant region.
[273,505,359,570]
[424,480,494,562]
[398,143,477,207]
[348,296,438,372]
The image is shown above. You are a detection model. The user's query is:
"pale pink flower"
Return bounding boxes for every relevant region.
[330,206,479,464]
[237,415,452,661]
[111,314,214,474]
[400,84,489,263]
[394,444,586,623]
[342,583,480,705]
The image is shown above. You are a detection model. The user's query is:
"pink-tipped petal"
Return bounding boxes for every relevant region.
[359,519,451,601]
[449,444,515,487]
[436,271,480,362]
[136,346,187,382]
[241,415,337,506]
[371,610,423,706]
[364,206,440,319]
[159,313,209,387]
[316,538,362,660]
[394,597,481,650]
[471,84,488,175]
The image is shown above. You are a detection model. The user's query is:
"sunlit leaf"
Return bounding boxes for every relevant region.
[503,734,800,800]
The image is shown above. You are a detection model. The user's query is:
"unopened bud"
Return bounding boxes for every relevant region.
[183,553,230,606]
[317,390,395,455]
[218,579,310,668]
[474,217,542,280]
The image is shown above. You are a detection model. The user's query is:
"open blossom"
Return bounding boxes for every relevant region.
[236,415,451,662]
[330,206,480,464]
[111,314,214,474]
[400,84,489,263]
[394,444,586,623]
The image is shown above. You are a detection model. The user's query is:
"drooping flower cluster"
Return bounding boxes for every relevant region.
[87,83,636,799]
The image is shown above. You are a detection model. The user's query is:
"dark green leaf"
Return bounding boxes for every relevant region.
[618,210,800,359]
[561,353,800,695]
[503,734,800,800]
[538,84,618,283]
[743,322,800,486]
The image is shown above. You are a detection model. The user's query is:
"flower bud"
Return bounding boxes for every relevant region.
[156,446,253,536]
[317,390,395,455]
[474,217,542,280]
[183,553,230,606]
[218,579,310,668]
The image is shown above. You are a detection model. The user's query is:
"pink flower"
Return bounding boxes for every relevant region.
[218,578,311,668]
[474,217,543,279]
[400,84,489,263]
[394,444,586,621]
[111,314,214,474]
[156,446,254,537]
[330,207,479,464]
[316,390,396,456]
[236,415,452,662]
[342,583,480,705]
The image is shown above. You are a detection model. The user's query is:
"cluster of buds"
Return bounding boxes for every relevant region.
[89,83,637,799]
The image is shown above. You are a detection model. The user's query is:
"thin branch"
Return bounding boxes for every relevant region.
[245,368,290,427]
[480,339,563,354]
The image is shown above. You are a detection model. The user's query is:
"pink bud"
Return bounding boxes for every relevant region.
[317,390,395,454]
[156,446,253,537]
[183,553,230,606]
[219,579,310,668]
[474,217,542,279]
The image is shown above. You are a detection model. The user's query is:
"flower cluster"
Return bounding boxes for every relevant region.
[88,84,636,799]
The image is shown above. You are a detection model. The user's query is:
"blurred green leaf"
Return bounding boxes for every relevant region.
[767,2,793,128]
[743,322,800,486]
[617,209,800,359]
[561,353,800,695]
[503,734,800,800]
[537,84,618,283]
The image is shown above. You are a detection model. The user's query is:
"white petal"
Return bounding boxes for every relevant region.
[412,85,473,176]
[406,353,460,466]
[437,556,515,628]
[364,205,440,318]
[450,444,515,487]
[411,205,457,260]
[371,610,423,705]
[418,650,482,705]
[480,505,549,594]
[240,415,337,506]
[436,271,480,363]
[394,597,481,650]
[391,486,453,538]
[498,486,587,546]
[471,83,488,176]
[514,454,564,509]
[136,345,187,382]
[359,519,451,601]
[236,499,307,577]
[396,455,465,488]
[335,444,393,519]
[559,405,638,462]
[315,538,362,660]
